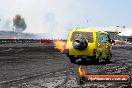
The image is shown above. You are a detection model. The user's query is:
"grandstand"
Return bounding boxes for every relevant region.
[0,31,53,44]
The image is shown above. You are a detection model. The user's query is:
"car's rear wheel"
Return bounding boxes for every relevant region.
[69,57,77,63]
[81,58,87,64]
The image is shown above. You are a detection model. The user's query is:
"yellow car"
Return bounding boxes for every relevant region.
[66,28,114,63]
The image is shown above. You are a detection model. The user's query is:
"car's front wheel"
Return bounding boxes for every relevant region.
[93,53,102,63]
[105,54,112,63]
[97,53,102,63]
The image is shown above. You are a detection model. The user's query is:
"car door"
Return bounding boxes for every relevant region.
[97,32,102,56]
[101,33,109,59]
[106,34,112,54]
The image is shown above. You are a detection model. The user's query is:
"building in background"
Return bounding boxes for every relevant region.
[89,27,132,45]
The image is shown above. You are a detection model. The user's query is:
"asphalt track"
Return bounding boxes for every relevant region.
[0,44,131,88]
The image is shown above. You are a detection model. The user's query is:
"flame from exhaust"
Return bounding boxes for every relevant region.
[53,40,66,53]
[78,66,86,76]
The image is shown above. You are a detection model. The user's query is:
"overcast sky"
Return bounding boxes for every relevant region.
[0,0,132,38]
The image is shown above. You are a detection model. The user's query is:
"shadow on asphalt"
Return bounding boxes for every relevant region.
[74,60,114,65]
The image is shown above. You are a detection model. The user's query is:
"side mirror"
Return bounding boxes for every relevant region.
[111,40,115,43]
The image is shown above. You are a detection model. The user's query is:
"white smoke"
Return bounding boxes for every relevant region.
[0,0,88,39]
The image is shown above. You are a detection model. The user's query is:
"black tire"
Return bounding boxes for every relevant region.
[69,57,77,63]
[81,58,87,64]
[105,54,112,63]
[97,53,102,63]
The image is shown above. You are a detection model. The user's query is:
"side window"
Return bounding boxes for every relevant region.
[102,34,108,43]
[97,33,101,42]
